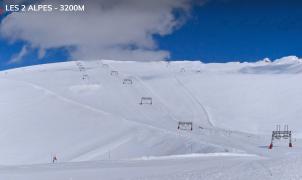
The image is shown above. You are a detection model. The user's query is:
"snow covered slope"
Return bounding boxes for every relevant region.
[0,56,302,172]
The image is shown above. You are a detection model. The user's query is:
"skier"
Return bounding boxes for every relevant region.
[52,155,58,163]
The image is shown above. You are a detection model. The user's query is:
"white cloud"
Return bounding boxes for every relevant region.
[0,0,199,62]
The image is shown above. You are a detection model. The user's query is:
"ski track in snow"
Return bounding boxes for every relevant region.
[173,74,213,127]
[7,78,173,133]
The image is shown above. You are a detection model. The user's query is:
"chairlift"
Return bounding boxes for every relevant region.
[82,74,89,80]
[123,79,133,85]
[178,122,193,131]
[269,124,292,149]
[140,97,152,105]
[110,71,119,76]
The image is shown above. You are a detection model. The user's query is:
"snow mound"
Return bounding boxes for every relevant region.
[273,56,302,64]
[240,56,302,74]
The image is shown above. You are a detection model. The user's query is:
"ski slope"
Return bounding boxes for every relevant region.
[1,56,302,179]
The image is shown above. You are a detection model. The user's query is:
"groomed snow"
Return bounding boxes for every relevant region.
[0,56,302,179]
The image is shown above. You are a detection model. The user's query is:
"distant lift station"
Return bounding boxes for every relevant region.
[269,125,292,149]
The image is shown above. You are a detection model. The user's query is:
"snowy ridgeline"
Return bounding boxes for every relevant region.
[0,56,302,165]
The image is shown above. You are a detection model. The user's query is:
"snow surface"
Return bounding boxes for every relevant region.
[1,56,302,179]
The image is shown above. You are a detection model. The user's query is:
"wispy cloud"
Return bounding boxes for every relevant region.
[9,45,29,64]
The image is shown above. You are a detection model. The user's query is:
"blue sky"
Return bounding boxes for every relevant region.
[159,0,302,63]
[0,0,302,70]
